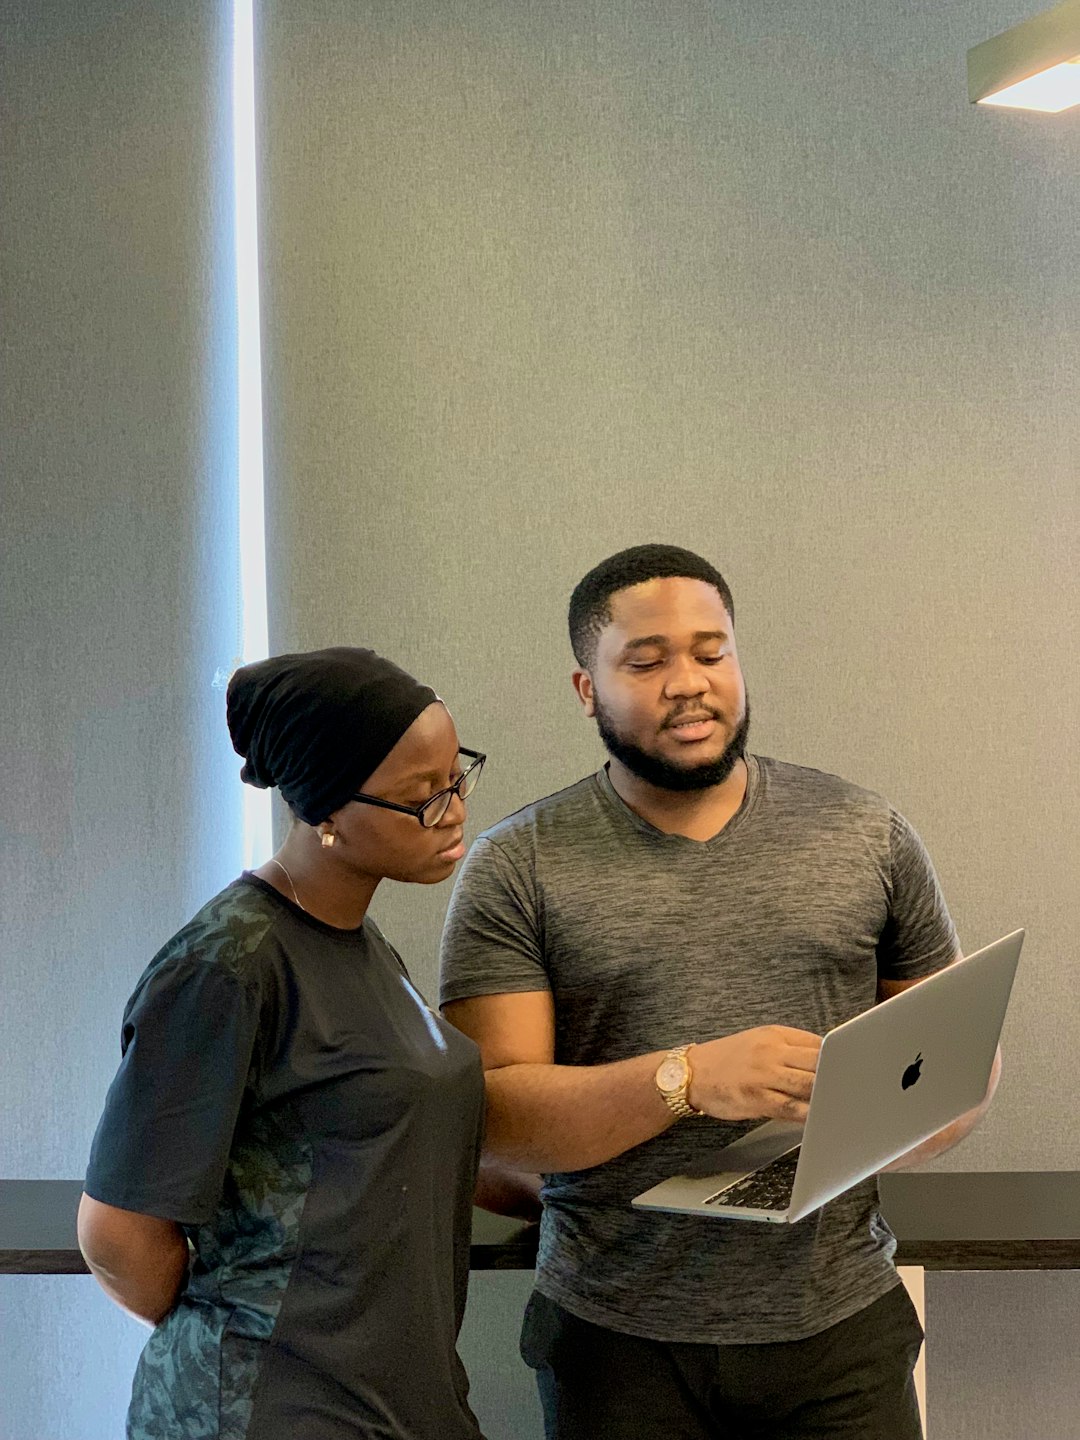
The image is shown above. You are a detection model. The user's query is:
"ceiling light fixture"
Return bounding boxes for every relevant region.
[968,0,1080,112]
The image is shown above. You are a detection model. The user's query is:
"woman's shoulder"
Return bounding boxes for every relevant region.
[132,877,283,1005]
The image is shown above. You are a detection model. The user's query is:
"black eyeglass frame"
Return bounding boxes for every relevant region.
[350,748,486,828]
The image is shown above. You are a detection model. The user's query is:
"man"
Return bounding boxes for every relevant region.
[440,544,998,1440]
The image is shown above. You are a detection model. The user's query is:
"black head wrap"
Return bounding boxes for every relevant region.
[226,647,439,825]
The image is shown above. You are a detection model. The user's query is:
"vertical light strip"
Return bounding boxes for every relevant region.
[233,0,272,868]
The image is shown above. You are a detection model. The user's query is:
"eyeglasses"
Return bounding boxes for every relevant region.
[351,748,486,829]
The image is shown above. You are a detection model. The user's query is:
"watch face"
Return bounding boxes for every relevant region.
[656,1056,687,1091]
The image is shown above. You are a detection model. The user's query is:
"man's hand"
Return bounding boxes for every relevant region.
[687,1026,823,1124]
[444,992,822,1172]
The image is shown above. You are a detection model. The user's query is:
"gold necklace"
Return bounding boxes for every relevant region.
[267,857,306,913]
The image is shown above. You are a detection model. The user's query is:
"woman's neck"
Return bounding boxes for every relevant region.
[255,841,379,930]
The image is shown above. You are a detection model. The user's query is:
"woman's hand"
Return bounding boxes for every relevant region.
[473,1161,543,1222]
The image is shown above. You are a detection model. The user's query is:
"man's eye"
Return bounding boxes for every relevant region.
[627,660,661,670]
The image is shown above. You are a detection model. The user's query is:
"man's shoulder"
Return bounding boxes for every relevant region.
[754,754,891,816]
[477,772,606,853]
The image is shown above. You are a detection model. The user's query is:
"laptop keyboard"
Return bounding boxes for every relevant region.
[702,1147,802,1211]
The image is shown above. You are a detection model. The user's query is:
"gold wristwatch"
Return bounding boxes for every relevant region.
[655,1044,703,1119]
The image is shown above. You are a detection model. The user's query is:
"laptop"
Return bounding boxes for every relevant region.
[632,929,1024,1225]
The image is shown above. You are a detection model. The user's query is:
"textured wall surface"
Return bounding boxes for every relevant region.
[256,3,1078,1436]
[3,0,1078,1435]
[258,0,1078,1155]
[1,2,242,1435]
[926,1271,1080,1440]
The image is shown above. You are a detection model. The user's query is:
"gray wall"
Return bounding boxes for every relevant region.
[257,3,1078,1437]
[1,3,243,1436]
[2,0,1078,1436]
[258,0,1079,1159]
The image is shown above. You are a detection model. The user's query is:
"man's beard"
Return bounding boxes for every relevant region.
[594,694,751,793]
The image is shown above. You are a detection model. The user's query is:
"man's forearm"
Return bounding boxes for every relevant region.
[484,1052,677,1171]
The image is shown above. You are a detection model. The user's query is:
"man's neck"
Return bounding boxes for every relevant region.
[606,755,749,842]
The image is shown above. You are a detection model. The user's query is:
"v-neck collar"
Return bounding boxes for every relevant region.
[594,754,761,850]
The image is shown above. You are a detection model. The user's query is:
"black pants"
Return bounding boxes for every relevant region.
[520,1284,925,1440]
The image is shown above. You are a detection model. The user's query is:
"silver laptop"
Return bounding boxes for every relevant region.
[633,929,1023,1225]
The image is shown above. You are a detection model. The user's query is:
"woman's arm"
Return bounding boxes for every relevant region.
[473,1159,543,1221]
[77,1193,189,1327]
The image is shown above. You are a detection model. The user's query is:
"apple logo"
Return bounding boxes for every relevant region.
[901,1053,923,1090]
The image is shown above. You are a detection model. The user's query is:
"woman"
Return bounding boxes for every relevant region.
[78,646,488,1440]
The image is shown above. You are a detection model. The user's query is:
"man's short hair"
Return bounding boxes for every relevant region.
[568,544,735,669]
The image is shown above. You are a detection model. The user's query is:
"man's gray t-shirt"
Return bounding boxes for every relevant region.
[439,755,958,1345]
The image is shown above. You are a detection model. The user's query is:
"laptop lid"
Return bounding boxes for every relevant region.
[784,928,1023,1220]
[631,929,1023,1223]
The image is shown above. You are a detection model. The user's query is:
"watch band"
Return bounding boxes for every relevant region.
[656,1043,704,1119]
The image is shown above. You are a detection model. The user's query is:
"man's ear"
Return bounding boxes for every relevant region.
[571,669,596,718]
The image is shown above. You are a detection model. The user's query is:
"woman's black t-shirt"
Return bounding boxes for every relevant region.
[85,874,486,1440]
